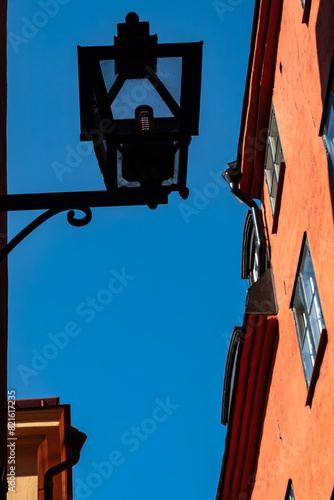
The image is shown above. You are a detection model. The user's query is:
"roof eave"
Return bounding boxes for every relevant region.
[236,0,283,199]
[216,314,278,500]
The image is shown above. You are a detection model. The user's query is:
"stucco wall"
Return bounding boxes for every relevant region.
[7,404,70,500]
[252,0,334,498]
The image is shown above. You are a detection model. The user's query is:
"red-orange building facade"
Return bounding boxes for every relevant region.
[217,0,334,499]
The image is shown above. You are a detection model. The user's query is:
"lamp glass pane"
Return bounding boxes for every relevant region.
[111,79,173,119]
[155,57,182,105]
[100,59,118,93]
[100,56,182,121]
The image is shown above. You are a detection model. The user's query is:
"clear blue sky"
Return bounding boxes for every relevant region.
[7,1,254,498]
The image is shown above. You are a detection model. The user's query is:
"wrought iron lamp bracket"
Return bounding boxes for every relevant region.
[0,204,92,263]
[0,187,171,261]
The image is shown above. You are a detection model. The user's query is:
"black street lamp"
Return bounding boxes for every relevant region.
[0,13,203,261]
[78,12,203,209]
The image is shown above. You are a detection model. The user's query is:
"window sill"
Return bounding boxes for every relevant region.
[305,329,328,407]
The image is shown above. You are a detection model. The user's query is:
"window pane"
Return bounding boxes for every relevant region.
[265,149,274,192]
[270,172,278,202]
[275,142,284,165]
[293,279,307,342]
[269,135,278,163]
[265,170,274,192]
[296,313,307,343]
[308,292,325,349]
[270,111,278,138]
[288,482,295,500]
[301,249,315,310]
[265,146,274,172]
[251,251,259,285]
[302,328,316,385]
[274,161,280,183]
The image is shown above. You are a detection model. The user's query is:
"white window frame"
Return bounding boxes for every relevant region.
[291,235,326,388]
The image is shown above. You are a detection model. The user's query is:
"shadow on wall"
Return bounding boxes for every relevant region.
[248,320,280,498]
[315,1,334,220]
[315,1,334,103]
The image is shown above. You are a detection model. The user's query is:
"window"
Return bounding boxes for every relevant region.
[321,61,334,178]
[291,235,326,388]
[241,209,278,315]
[221,326,243,426]
[241,209,267,286]
[264,106,285,218]
[285,480,295,500]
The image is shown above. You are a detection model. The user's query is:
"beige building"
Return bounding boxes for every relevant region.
[7,398,86,500]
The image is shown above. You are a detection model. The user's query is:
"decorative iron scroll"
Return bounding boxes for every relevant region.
[0,207,92,262]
